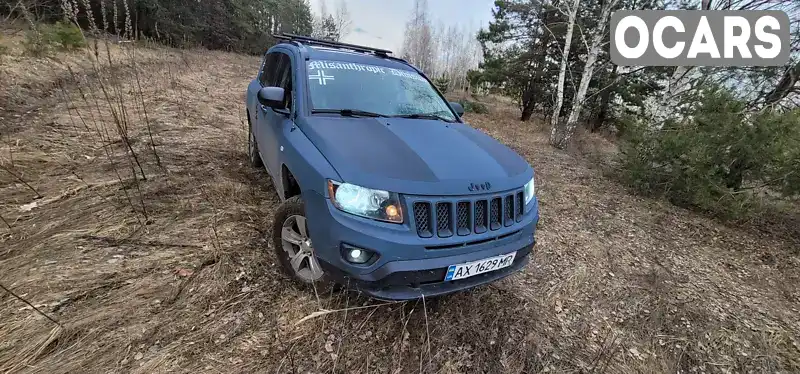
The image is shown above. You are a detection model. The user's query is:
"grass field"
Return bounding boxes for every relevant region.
[1,32,799,373]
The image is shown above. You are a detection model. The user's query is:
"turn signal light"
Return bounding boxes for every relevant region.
[385,204,400,220]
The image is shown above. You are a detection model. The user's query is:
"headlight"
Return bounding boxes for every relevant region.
[327,180,403,223]
[524,176,535,205]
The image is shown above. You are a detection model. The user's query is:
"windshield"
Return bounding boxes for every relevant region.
[306,59,456,121]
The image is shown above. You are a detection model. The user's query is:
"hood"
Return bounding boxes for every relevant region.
[301,117,533,196]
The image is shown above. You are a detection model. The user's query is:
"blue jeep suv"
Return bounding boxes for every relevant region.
[245,34,539,300]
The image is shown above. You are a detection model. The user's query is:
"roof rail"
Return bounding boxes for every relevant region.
[273,33,393,56]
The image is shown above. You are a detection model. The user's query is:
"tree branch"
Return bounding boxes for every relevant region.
[0,283,63,328]
[0,163,42,198]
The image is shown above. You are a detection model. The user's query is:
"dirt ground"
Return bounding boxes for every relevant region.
[1,34,799,374]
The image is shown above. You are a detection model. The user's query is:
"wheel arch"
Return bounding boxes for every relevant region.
[281,164,301,200]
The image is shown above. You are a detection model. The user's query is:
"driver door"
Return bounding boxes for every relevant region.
[256,50,294,188]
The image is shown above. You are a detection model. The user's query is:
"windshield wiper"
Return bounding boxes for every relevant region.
[390,113,454,122]
[313,109,388,118]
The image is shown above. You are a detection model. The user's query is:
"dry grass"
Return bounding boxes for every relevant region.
[1,30,799,374]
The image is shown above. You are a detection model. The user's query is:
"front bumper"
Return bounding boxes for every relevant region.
[303,191,539,301]
[319,241,534,300]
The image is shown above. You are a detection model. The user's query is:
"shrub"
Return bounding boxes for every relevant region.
[458,100,489,114]
[23,22,85,56]
[24,27,50,56]
[619,87,800,218]
[42,21,86,50]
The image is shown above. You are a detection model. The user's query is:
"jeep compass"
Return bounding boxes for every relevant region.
[245,34,539,301]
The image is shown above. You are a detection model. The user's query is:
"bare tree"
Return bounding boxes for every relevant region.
[655,0,713,122]
[452,27,482,91]
[318,0,329,20]
[428,21,482,91]
[431,21,448,79]
[556,0,621,148]
[760,61,800,107]
[401,0,436,74]
[550,0,580,146]
[311,0,342,41]
[333,0,352,41]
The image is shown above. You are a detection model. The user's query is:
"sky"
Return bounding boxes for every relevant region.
[307,0,496,52]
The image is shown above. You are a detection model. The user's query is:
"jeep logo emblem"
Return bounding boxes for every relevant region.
[468,182,492,192]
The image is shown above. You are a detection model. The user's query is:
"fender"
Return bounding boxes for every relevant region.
[278,123,341,200]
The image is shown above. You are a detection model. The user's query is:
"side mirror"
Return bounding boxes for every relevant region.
[258,86,286,110]
[449,102,465,117]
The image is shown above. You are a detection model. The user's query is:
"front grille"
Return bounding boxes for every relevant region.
[410,189,525,239]
[456,202,470,236]
[504,196,514,227]
[413,202,432,238]
[490,198,501,230]
[436,202,452,237]
[475,200,487,233]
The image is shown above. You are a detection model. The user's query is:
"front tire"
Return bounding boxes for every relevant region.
[248,118,263,168]
[272,196,334,292]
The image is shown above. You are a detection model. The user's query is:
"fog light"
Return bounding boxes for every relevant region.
[342,244,374,264]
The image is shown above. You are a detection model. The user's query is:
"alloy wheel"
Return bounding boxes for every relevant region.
[280,214,324,282]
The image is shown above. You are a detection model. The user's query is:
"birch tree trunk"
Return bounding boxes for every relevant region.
[549,0,580,145]
[556,0,619,149]
[655,0,711,122]
[656,66,693,121]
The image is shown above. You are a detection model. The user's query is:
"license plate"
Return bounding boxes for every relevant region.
[444,252,517,281]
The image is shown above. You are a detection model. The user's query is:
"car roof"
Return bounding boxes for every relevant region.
[283,44,418,72]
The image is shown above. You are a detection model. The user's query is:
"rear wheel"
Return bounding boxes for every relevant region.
[272,196,335,292]
[248,117,263,168]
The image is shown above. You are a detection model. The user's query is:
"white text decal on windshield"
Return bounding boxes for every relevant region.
[309,60,385,74]
[307,60,427,82]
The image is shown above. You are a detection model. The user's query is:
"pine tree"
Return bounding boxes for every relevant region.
[434,75,450,94]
